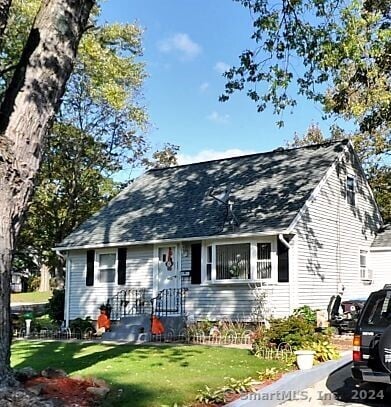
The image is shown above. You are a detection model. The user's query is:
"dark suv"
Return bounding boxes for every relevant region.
[352,285,391,384]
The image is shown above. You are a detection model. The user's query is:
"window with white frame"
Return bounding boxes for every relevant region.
[257,243,272,279]
[346,175,356,206]
[216,243,250,280]
[206,245,212,281]
[360,250,369,280]
[98,252,116,283]
[204,241,274,282]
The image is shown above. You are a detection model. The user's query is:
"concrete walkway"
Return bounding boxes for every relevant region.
[226,353,352,407]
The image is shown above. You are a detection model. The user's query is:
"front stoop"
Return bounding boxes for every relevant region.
[102,314,151,343]
[101,315,187,343]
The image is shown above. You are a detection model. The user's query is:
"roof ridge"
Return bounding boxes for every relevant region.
[148,139,349,172]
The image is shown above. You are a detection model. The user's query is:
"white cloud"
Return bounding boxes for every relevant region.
[178,149,257,165]
[206,111,230,124]
[199,82,209,93]
[214,61,230,74]
[158,33,202,60]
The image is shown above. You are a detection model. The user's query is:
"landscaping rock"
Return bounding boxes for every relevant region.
[91,377,108,388]
[41,368,67,379]
[0,386,55,407]
[15,367,39,381]
[26,384,44,396]
[86,386,110,398]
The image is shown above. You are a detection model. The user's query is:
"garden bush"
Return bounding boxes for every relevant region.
[47,289,65,324]
[69,317,95,332]
[252,307,339,363]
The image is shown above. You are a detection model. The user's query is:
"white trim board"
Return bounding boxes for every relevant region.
[53,231,287,251]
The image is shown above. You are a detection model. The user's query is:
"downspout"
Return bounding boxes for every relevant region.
[278,234,291,249]
[60,250,71,328]
[278,234,294,314]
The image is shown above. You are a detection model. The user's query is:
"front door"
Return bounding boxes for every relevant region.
[157,246,179,291]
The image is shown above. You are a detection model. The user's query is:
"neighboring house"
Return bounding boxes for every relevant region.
[11,270,29,293]
[55,140,384,328]
[368,224,391,291]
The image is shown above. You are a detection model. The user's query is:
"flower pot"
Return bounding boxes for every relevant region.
[294,350,315,370]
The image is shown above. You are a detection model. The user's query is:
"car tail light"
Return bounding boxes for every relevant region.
[353,334,362,362]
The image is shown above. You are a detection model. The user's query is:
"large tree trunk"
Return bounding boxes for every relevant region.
[39,263,51,292]
[0,0,94,384]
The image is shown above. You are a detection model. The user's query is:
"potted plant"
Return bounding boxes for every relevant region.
[229,255,242,279]
[294,350,315,370]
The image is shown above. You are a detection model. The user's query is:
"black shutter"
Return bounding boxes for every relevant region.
[118,247,127,285]
[86,250,95,286]
[190,243,202,284]
[277,239,289,282]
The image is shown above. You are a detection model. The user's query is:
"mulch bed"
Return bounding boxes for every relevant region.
[24,376,100,406]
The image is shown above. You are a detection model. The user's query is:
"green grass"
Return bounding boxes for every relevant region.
[11,341,284,407]
[11,291,52,304]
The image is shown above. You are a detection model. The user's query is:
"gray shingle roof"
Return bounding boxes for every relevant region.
[372,224,391,248]
[58,140,349,248]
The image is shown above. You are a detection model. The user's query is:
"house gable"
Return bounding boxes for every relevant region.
[291,142,382,309]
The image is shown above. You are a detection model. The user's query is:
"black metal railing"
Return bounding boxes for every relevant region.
[150,288,188,317]
[107,288,148,320]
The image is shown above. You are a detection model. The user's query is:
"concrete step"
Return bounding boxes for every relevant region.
[102,331,150,343]
[117,315,151,330]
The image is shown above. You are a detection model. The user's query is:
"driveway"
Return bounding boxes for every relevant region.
[281,363,391,407]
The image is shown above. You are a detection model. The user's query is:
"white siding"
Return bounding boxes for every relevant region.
[185,283,290,320]
[293,149,382,312]
[369,250,391,291]
[67,245,153,320]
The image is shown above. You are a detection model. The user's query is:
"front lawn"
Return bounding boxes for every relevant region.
[11,291,52,304]
[11,341,283,406]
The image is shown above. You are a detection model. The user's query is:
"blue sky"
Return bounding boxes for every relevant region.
[100,0,341,166]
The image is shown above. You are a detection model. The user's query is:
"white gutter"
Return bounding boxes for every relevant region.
[370,246,391,251]
[53,230,288,251]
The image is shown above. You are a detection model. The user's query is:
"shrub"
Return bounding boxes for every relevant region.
[47,289,65,324]
[69,317,95,332]
[224,376,255,394]
[195,385,226,405]
[304,340,340,362]
[293,305,317,325]
[27,275,40,292]
[252,313,339,363]
[265,315,317,348]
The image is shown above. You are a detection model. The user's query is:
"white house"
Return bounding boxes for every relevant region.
[369,225,391,291]
[55,140,385,332]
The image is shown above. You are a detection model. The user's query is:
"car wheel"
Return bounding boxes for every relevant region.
[378,324,391,373]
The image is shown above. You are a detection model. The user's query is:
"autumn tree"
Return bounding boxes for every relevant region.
[221,0,390,156]
[3,0,149,288]
[0,0,94,384]
[142,142,179,169]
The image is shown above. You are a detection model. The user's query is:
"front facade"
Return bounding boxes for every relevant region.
[57,141,384,326]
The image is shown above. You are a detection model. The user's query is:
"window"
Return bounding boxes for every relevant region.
[204,240,275,282]
[98,252,116,283]
[360,250,371,280]
[206,245,212,281]
[346,175,356,206]
[257,243,271,279]
[216,243,250,280]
